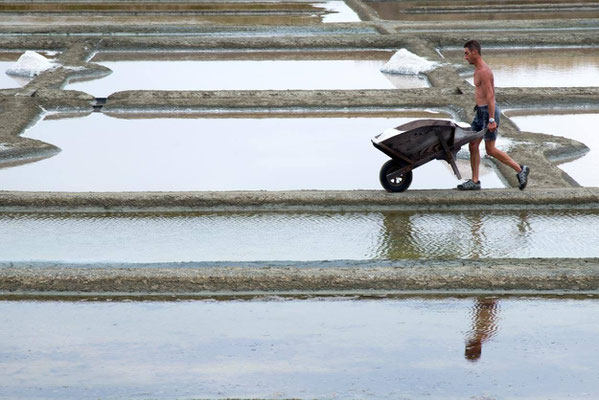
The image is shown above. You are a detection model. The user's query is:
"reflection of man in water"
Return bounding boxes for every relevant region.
[465,297,499,361]
[458,40,530,191]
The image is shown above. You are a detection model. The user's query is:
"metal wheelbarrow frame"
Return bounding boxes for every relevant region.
[372,119,486,192]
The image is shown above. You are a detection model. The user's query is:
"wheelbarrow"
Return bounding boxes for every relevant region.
[372,119,486,192]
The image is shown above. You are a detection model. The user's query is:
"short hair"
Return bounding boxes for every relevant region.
[464,40,482,55]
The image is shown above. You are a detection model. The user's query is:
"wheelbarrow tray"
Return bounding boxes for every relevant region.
[372,119,485,180]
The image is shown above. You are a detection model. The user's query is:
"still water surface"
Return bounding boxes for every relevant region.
[444,47,599,88]
[0,51,59,88]
[509,111,599,186]
[0,113,503,191]
[0,61,26,89]
[368,0,599,21]
[0,61,23,88]
[66,52,426,95]
[1,298,599,399]
[1,210,597,262]
[0,1,360,26]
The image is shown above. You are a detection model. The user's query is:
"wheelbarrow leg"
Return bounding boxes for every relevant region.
[436,131,462,180]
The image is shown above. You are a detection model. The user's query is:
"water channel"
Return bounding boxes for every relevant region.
[508,110,599,187]
[65,50,427,95]
[366,0,599,21]
[0,112,504,191]
[0,1,360,26]
[443,47,599,88]
[1,210,597,262]
[1,297,598,400]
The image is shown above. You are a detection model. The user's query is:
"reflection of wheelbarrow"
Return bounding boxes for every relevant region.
[372,119,486,192]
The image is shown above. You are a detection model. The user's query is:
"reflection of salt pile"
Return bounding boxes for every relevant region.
[6,51,58,77]
[381,49,439,74]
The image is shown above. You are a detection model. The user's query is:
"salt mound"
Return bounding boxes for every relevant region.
[6,51,58,77]
[380,49,439,75]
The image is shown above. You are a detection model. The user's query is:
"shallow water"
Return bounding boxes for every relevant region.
[367,0,599,21]
[1,297,599,400]
[0,112,503,191]
[1,16,373,30]
[66,51,427,95]
[446,47,599,88]
[509,111,599,186]
[318,0,361,23]
[0,50,60,88]
[0,1,360,26]
[1,210,597,262]
[0,61,24,88]
[91,49,394,62]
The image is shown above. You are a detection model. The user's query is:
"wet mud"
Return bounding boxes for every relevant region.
[1,188,599,212]
[2,258,599,295]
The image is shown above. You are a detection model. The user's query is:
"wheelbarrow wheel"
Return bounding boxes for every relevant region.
[379,159,413,192]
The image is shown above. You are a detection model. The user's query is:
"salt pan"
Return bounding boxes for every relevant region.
[381,48,439,75]
[6,51,58,78]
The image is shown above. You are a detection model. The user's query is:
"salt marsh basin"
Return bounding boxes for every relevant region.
[0,60,26,88]
[0,50,59,88]
[0,0,360,26]
[2,0,599,399]
[2,297,599,400]
[443,47,599,88]
[366,0,599,21]
[66,50,428,96]
[509,111,599,187]
[1,210,598,262]
[0,112,504,191]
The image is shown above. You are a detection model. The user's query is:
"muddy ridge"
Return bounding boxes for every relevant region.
[2,258,599,295]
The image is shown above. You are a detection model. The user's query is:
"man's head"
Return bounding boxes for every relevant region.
[463,40,482,65]
[465,338,482,361]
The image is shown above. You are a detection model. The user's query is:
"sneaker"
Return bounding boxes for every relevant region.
[457,179,481,191]
[517,165,530,190]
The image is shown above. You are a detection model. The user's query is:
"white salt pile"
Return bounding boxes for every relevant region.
[380,48,439,75]
[6,51,58,77]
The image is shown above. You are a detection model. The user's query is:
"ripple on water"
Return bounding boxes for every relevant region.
[1,297,599,399]
[0,210,598,262]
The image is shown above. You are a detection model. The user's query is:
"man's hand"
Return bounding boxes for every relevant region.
[488,121,497,132]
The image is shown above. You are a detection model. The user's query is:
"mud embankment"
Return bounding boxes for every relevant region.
[2,258,599,296]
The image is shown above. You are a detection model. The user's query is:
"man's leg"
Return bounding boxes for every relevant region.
[469,138,483,183]
[484,140,521,172]
[485,140,531,190]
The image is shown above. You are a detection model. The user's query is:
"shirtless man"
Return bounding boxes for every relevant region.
[458,40,530,190]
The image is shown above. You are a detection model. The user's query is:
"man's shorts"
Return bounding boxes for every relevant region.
[472,105,500,142]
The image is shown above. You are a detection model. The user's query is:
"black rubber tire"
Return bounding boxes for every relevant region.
[379,159,413,192]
